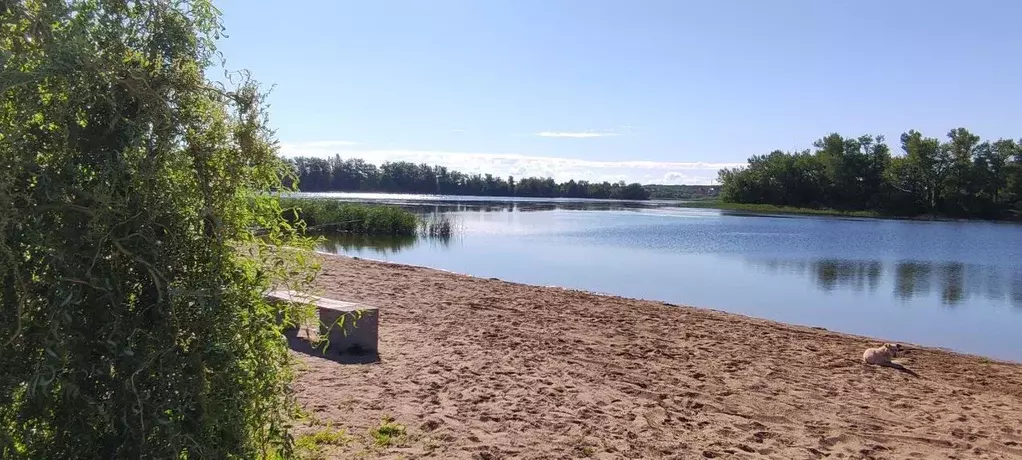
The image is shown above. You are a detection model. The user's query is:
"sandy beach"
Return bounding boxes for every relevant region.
[293,255,1022,459]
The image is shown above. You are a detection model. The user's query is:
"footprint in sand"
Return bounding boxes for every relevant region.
[420,419,443,432]
[819,433,849,448]
[750,431,774,443]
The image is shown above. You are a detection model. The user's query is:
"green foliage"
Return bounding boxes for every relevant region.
[281,198,419,236]
[288,155,652,199]
[718,129,1022,220]
[0,1,316,458]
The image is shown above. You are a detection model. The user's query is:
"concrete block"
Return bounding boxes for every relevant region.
[266,290,379,354]
[318,303,379,354]
[266,293,302,339]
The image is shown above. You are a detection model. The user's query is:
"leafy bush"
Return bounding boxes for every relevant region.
[281,198,419,236]
[0,1,316,458]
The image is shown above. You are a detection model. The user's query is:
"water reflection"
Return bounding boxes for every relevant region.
[748,258,1022,307]
[316,233,417,254]
[315,232,454,255]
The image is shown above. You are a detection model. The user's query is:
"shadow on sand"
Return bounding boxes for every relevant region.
[285,330,380,365]
[881,362,920,378]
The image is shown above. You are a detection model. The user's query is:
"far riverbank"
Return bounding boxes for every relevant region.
[679,199,1022,223]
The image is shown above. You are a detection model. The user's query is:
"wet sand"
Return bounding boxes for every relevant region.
[293,254,1022,459]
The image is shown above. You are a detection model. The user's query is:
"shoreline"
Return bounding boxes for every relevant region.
[294,254,1022,459]
[292,191,1022,223]
[325,252,1015,365]
[677,200,1022,224]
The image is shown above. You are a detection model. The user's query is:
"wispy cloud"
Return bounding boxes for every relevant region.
[278,142,740,185]
[535,131,620,138]
[296,140,361,147]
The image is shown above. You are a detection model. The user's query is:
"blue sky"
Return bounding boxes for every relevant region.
[214,0,1022,185]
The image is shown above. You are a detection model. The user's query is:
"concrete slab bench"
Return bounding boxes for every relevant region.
[265,290,378,355]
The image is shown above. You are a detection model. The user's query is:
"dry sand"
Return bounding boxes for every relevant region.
[293,255,1022,459]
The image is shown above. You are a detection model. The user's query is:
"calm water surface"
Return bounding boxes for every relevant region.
[304,193,1022,362]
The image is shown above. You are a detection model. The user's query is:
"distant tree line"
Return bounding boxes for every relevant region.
[288,156,651,200]
[717,129,1022,219]
[644,184,719,200]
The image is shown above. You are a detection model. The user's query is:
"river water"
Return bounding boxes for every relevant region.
[302,193,1022,362]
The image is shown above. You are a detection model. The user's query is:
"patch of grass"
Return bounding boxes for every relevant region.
[369,417,407,447]
[281,198,419,236]
[295,424,353,459]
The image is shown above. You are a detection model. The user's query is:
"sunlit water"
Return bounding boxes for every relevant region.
[302,192,1022,362]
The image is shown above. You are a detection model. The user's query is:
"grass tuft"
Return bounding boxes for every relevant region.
[420,213,455,238]
[369,417,407,447]
[295,424,353,459]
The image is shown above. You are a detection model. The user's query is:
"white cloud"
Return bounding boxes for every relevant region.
[278,141,742,185]
[646,171,714,185]
[535,131,619,138]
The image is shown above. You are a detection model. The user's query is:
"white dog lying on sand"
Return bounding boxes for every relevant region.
[863,343,903,366]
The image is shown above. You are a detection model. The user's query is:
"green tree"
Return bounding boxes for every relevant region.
[1,1,315,458]
[977,139,1019,206]
[812,133,848,205]
[717,129,1019,220]
[858,135,892,209]
[884,155,928,215]
[899,130,950,214]
[943,128,982,215]
[1005,139,1022,211]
